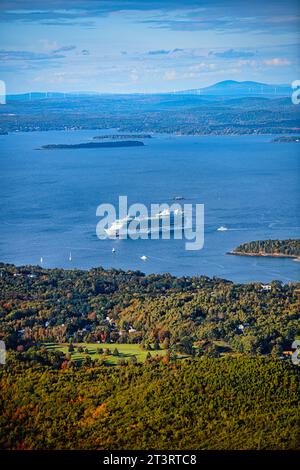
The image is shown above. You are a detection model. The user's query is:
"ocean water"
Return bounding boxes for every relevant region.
[0,130,299,283]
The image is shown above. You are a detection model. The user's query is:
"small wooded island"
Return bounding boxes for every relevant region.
[37,140,145,150]
[229,239,300,259]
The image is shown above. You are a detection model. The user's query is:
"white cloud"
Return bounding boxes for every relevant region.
[189,62,216,71]
[164,69,177,80]
[130,69,139,81]
[264,57,291,66]
[236,59,258,67]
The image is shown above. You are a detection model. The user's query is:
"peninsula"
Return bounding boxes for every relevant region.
[228,239,300,259]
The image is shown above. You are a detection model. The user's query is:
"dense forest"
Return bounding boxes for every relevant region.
[232,239,300,258]
[1,263,299,356]
[0,354,299,450]
[1,263,300,450]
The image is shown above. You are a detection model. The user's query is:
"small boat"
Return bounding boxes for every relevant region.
[217,226,228,232]
[173,195,184,201]
[112,248,116,254]
[140,255,148,261]
[69,252,72,261]
[40,257,43,264]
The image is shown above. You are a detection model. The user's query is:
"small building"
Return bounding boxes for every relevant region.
[261,284,271,291]
[128,327,137,333]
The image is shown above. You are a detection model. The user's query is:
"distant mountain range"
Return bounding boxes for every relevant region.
[174,80,291,97]
[5,80,292,101]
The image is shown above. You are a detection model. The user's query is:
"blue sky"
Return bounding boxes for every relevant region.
[0,0,299,93]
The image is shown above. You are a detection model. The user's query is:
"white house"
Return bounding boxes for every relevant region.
[261,284,271,291]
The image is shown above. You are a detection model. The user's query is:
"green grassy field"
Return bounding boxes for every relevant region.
[45,342,166,365]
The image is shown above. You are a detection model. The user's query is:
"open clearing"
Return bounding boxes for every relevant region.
[45,342,166,365]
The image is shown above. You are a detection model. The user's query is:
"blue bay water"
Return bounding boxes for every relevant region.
[0,130,299,283]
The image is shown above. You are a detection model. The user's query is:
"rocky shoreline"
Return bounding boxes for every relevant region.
[228,250,300,260]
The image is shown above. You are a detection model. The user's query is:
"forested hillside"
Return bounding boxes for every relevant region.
[1,356,299,450]
[1,263,299,450]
